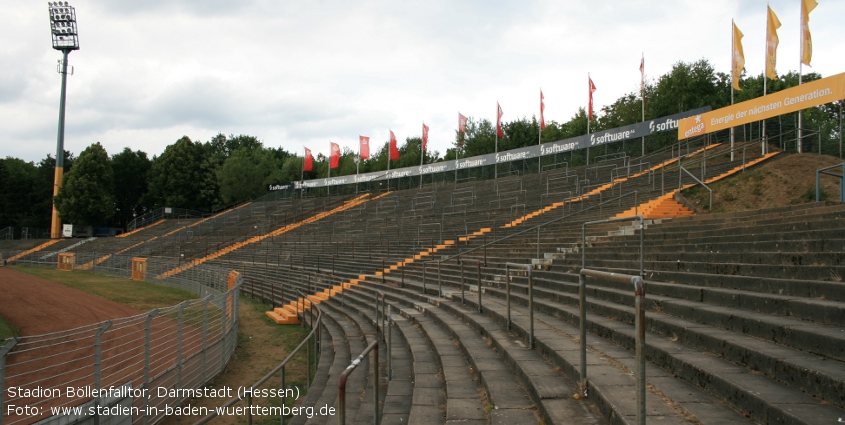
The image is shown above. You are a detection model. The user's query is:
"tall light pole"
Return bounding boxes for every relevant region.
[48,2,79,239]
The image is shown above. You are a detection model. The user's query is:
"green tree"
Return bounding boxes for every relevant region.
[461,118,496,157]
[217,147,279,205]
[144,136,219,211]
[651,59,723,117]
[503,117,540,150]
[0,157,41,230]
[54,142,115,226]
[111,148,151,228]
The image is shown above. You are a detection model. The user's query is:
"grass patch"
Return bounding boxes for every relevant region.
[0,316,18,341]
[9,265,195,311]
[161,298,313,425]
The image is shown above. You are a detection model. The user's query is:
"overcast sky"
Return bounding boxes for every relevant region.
[2,0,844,163]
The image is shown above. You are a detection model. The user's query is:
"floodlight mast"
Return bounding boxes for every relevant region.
[48,2,79,239]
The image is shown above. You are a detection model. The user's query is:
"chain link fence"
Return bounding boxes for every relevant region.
[1,252,242,425]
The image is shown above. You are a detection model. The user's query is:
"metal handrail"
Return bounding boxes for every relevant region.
[338,339,379,425]
[578,268,646,425]
[428,190,641,267]
[679,165,713,211]
[816,162,845,202]
[374,290,386,341]
[505,262,534,348]
[192,290,322,425]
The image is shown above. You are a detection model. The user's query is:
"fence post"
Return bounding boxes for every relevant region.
[634,276,646,425]
[281,366,287,425]
[143,309,159,425]
[438,261,442,297]
[177,301,187,390]
[374,292,380,339]
[388,304,393,381]
[202,298,209,385]
[528,267,534,349]
[579,273,587,395]
[374,344,379,425]
[476,261,482,313]
[460,261,465,305]
[422,262,427,295]
[0,338,19,425]
[505,265,511,330]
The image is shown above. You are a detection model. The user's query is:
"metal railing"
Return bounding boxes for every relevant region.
[504,263,534,348]
[192,290,322,425]
[578,269,646,425]
[338,340,379,425]
[1,255,241,425]
[816,163,845,202]
[679,165,713,211]
[579,215,646,425]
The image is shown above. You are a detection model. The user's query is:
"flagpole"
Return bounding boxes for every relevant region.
[798,3,804,154]
[538,89,542,172]
[421,122,425,167]
[495,102,499,179]
[356,138,360,195]
[420,122,424,189]
[641,53,646,157]
[587,73,591,165]
[731,19,736,162]
[762,4,770,155]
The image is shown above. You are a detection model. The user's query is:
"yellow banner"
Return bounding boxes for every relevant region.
[732,22,745,91]
[766,6,781,80]
[678,71,845,139]
[801,0,818,66]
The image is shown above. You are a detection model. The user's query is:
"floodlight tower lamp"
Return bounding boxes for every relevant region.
[47,1,79,239]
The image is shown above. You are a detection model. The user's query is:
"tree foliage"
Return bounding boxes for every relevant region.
[144,136,218,211]
[112,148,151,228]
[4,59,845,232]
[54,142,115,226]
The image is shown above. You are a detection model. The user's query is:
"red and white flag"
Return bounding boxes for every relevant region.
[303,147,313,172]
[458,113,468,134]
[588,77,597,121]
[496,102,504,138]
[422,123,429,152]
[540,90,546,130]
[389,130,400,160]
[359,136,370,160]
[329,142,340,169]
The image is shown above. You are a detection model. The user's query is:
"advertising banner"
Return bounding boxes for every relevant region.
[293,107,710,189]
[678,71,845,139]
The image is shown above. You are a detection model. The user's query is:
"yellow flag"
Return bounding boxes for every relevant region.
[765,6,781,80]
[801,0,818,66]
[732,22,745,91]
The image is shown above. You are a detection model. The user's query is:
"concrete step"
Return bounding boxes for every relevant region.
[341,287,487,423]
[375,292,543,424]
[478,293,841,425]
[474,278,845,419]
[289,312,338,425]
